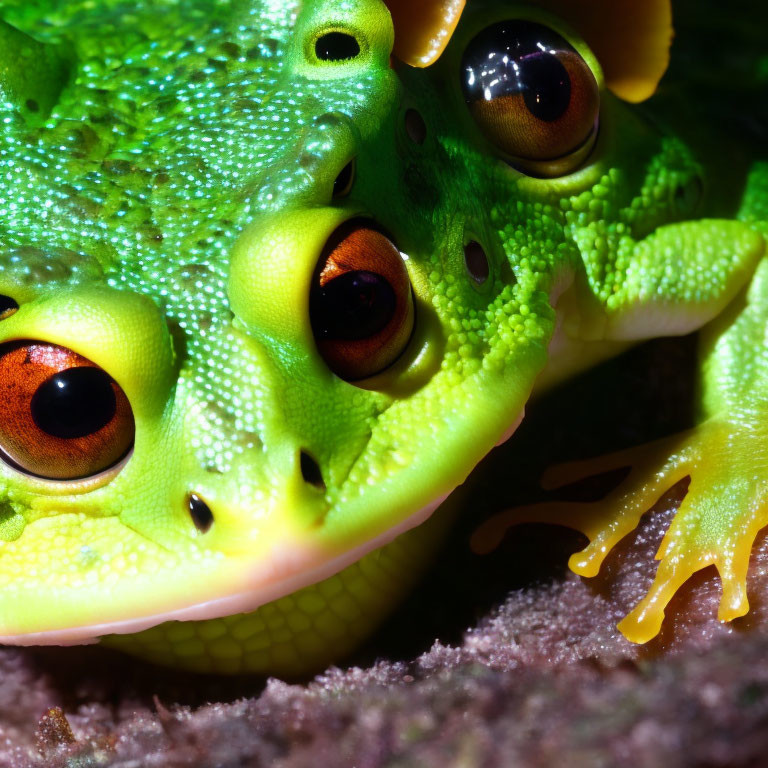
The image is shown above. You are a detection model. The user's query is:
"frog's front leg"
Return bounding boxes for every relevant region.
[476,215,768,642]
[489,416,768,643]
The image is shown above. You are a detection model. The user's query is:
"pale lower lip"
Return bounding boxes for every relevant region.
[0,492,450,647]
[0,410,524,647]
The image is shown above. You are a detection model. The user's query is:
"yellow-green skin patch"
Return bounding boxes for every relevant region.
[0,0,765,674]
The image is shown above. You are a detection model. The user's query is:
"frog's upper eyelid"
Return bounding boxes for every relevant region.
[0,286,177,422]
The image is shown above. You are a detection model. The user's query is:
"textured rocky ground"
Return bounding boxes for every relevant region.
[2,2,767,764]
[4,336,768,767]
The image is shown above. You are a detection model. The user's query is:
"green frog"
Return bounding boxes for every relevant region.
[0,0,764,675]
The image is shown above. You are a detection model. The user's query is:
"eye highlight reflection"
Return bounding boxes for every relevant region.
[0,342,135,480]
[310,224,415,382]
[461,20,600,176]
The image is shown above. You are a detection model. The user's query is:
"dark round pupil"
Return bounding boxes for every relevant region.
[311,270,396,341]
[519,53,570,122]
[315,32,360,61]
[461,20,574,122]
[30,367,117,439]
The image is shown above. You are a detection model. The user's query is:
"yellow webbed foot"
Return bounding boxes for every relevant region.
[472,432,694,578]
[473,417,768,643]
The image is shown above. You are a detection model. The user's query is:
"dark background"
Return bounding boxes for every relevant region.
[1,1,767,765]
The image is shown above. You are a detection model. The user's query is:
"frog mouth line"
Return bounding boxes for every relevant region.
[0,492,451,646]
[0,407,526,647]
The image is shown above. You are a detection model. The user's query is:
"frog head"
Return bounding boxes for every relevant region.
[0,0,695,670]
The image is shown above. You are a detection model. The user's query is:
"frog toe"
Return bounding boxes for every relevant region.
[567,443,692,577]
[716,539,754,622]
[616,505,755,643]
[474,418,768,642]
[539,436,684,491]
[472,434,692,579]
[617,555,697,643]
[618,425,768,641]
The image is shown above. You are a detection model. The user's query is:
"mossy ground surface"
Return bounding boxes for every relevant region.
[4,334,768,768]
[0,0,767,765]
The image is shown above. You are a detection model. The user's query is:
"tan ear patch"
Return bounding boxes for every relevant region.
[536,0,672,102]
[386,0,466,67]
[385,0,672,103]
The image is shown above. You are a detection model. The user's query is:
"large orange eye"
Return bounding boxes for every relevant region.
[461,20,599,177]
[310,225,415,381]
[0,342,135,480]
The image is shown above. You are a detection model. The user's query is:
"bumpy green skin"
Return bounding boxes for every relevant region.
[0,0,764,673]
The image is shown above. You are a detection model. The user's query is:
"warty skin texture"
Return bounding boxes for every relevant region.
[0,0,764,674]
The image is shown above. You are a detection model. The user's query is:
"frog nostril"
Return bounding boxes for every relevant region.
[315,32,360,62]
[464,241,490,285]
[333,159,356,199]
[188,493,214,533]
[674,175,704,215]
[405,109,427,145]
[300,451,326,491]
[0,296,19,320]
